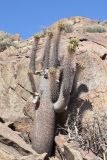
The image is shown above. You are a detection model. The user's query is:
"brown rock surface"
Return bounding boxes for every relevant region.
[64,144,83,160]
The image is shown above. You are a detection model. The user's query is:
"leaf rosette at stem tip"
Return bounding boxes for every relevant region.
[76,62,85,71]
[57,21,65,30]
[34,32,44,39]
[48,67,57,74]
[46,30,53,37]
[68,38,79,52]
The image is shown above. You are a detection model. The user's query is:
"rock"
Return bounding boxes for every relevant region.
[0,149,17,160]
[21,153,48,160]
[11,34,21,42]
[54,135,66,160]
[82,150,102,160]
[55,134,66,148]
[75,49,107,124]
[0,142,22,160]
[64,142,83,160]
[0,143,48,160]
[50,157,59,160]
[0,122,35,154]
[23,96,35,120]
[64,142,102,160]
[14,117,33,142]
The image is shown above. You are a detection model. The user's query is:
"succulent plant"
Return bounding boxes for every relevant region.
[69,39,79,51]
[31,28,79,155]
[34,32,43,39]
[57,21,65,30]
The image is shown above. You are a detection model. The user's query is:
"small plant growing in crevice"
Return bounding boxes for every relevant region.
[67,111,107,159]
[76,62,85,70]
[48,67,57,74]
[69,39,79,52]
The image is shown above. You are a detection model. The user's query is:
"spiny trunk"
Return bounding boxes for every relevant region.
[49,28,62,68]
[29,37,39,74]
[53,48,76,113]
[48,68,61,103]
[48,28,62,102]
[62,48,76,96]
[43,34,53,70]
[32,78,55,155]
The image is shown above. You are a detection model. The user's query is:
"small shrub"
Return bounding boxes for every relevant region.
[34,32,43,39]
[84,26,106,33]
[42,27,48,35]
[41,27,52,36]
[0,32,17,52]
[64,23,73,33]
[45,30,53,37]
[0,33,10,41]
[66,111,107,159]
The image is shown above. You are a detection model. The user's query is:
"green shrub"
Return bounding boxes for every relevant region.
[84,26,106,33]
[0,32,17,52]
[34,32,44,39]
[64,23,73,33]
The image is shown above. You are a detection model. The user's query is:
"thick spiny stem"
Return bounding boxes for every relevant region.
[32,76,55,156]
[49,28,62,68]
[63,48,76,96]
[48,67,61,102]
[43,33,53,70]
[28,72,37,95]
[32,27,78,156]
[48,27,63,102]
[29,37,40,74]
[53,45,76,113]
[71,62,85,97]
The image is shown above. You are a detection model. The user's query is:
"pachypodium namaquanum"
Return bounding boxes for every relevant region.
[29,24,79,155]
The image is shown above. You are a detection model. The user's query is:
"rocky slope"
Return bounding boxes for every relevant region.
[0,16,107,160]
